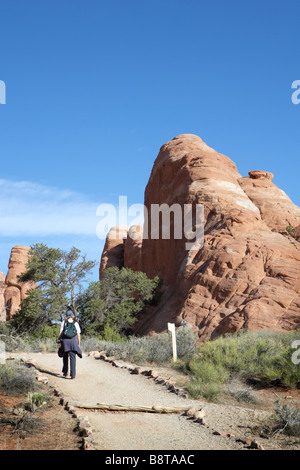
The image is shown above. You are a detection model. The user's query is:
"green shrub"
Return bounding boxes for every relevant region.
[30,338,57,353]
[27,392,47,407]
[186,359,228,401]
[179,329,300,402]
[39,324,60,340]
[100,323,125,343]
[273,400,300,437]
[80,336,104,352]
[187,379,223,402]
[0,362,36,395]
[81,325,198,365]
[196,330,300,388]
[0,335,32,353]
[176,325,198,359]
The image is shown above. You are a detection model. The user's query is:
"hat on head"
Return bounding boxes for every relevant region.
[66,309,74,318]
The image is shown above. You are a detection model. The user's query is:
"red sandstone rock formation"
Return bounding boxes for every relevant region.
[124,225,143,273]
[1,246,36,321]
[100,134,300,340]
[99,226,129,280]
[100,225,144,279]
[0,272,6,322]
[239,170,300,232]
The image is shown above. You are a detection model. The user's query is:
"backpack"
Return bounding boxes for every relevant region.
[63,320,77,339]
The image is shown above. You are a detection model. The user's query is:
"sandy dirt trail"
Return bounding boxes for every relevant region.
[11,352,271,451]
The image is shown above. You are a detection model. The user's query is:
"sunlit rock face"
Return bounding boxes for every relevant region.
[100,135,300,341]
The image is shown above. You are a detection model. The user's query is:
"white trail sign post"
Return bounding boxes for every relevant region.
[168,322,177,362]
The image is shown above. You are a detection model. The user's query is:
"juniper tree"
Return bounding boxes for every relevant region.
[13,243,95,333]
[78,267,160,337]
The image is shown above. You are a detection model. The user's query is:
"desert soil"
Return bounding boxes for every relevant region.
[0,380,81,450]
[2,352,300,451]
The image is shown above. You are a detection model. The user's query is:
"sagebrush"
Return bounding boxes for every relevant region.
[81,325,198,364]
[0,361,36,395]
[181,329,300,401]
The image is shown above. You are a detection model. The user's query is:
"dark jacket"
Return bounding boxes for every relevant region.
[58,336,82,358]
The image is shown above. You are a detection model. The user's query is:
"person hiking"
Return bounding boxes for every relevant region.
[57,309,82,379]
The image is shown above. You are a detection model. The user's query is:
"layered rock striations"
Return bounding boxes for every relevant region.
[100,134,300,341]
[1,246,35,321]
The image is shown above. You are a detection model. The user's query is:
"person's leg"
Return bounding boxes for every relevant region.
[62,352,69,377]
[69,351,76,378]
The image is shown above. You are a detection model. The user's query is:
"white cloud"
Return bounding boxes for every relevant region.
[0,179,100,237]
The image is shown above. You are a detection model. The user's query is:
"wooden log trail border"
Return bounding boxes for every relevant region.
[73,403,192,414]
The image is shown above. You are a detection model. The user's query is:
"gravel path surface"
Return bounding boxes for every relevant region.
[11,352,274,450]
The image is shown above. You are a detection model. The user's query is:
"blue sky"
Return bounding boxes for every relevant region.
[0,0,300,281]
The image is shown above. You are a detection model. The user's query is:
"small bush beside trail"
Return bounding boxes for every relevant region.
[0,361,36,396]
[180,329,300,401]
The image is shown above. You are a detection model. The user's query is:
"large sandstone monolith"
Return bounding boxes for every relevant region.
[100,134,300,341]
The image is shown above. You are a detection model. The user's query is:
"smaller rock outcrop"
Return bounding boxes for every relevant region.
[248,170,274,180]
[1,246,36,321]
[99,226,128,279]
[100,225,143,279]
[124,226,143,272]
[239,171,300,232]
